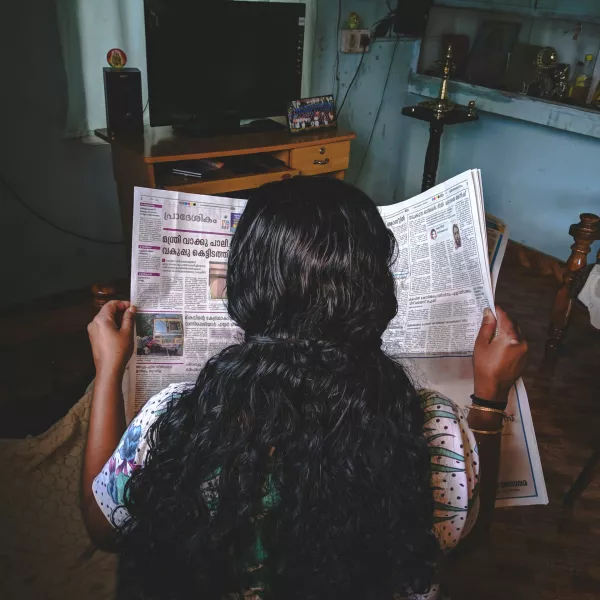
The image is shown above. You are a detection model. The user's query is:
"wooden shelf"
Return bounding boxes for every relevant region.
[408,71,600,139]
[161,164,300,196]
[95,126,356,164]
[432,1,600,24]
[95,126,356,256]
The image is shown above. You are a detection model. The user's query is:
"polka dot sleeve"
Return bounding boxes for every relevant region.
[420,391,480,551]
[91,382,195,527]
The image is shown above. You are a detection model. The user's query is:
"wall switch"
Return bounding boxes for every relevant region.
[341,29,371,53]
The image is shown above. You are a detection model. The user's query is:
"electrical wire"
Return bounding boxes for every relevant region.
[337,2,400,117]
[333,0,342,101]
[0,173,124,245]
[371,3,396,40]
[311,0,319,72]
[354,37,400,186]
[336,50,366,117]
[1,95,148,246]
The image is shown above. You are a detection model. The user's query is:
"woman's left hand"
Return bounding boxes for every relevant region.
[88,300,136,377]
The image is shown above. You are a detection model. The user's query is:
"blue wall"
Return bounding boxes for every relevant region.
[401,106,600,260]
[312,0,600,260]
[311,1,417,206]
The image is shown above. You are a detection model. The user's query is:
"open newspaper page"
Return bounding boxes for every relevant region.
[404,357,547,506]
[487,213,509,291]
[127,177,545,506]
[484,216,546,505]
[379,170,494,358]
[128,187,245,422]
[378,171,545,505]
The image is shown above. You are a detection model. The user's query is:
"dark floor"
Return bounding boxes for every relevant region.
[1,246,600,599]
[0,288,100,438]
[450,245,600,600]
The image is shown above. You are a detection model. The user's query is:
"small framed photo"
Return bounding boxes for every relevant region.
[287,95,337,134]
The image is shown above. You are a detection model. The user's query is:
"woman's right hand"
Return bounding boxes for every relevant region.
[473,307,528,402]
[88,300,136,378]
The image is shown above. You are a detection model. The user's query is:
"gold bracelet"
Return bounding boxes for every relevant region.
[468,404,506,417]
[470,427,503,435]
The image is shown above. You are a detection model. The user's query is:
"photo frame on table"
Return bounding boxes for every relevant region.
[287,95,337,134]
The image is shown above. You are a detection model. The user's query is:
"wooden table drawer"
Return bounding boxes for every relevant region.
[164,167,300,195]
[289,141,351,175]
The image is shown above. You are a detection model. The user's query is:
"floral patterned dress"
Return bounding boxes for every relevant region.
[93,383,479,599]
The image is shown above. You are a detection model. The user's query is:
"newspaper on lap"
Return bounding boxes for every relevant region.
[128,170,547,506]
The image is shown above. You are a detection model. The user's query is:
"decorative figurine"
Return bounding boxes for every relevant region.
[553,63,570,101]
[106,48,127,69]
[347,12,361,30]
[536,46,558,70]
[506,43,558,96]
[530,46,558,98]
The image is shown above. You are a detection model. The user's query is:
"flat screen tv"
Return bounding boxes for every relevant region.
[144,0,306,132]
[394,0,433,38]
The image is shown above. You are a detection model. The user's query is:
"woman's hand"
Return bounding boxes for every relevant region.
[473,306,528,401]
[84,300,134,549]
[88,300,136,377]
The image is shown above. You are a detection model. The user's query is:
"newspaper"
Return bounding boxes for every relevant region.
[378,171,546,505]
[128,170,547,506]
[486,213,509,291]
[129,191,245,421]
[379,170,494,359]
[403,361,546,506]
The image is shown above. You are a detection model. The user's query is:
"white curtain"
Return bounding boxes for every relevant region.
[55,0,315,139]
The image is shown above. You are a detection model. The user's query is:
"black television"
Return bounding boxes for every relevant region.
[144,0,306,134]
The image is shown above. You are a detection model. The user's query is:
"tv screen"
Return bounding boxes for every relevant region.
[394,0,433,37]
[144,1,306,127]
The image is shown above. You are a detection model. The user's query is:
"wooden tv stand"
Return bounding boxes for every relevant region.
[93,126,356,305]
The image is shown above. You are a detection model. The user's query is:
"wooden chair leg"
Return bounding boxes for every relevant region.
[91,282,119,308]
[545,213,600,359]
[564,447,600,511]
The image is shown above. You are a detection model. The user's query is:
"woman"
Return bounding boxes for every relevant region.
[82,177,527,600]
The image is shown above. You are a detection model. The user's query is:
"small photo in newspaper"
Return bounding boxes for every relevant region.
[428,223,463,250]
[209,262,228,300]
[136,312,184,357]
[452,223,462,249]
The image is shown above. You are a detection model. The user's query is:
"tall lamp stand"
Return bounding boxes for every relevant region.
[402,46,479,192]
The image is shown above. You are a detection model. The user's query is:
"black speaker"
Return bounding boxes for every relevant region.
[103,67,144,137]
[394,0,433,38]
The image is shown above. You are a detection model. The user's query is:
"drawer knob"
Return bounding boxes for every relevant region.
[319,147,326,154]
[313,158,330,165]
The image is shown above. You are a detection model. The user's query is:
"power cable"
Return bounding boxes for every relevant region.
[1,173,124,245]
[354,37,400,186]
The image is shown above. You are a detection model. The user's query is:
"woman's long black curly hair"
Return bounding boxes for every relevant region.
[120,177,439,600]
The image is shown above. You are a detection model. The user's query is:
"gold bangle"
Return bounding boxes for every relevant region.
[471,427,503,435]
[468,404,506,417]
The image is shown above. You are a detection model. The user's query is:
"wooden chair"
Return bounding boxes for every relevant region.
[543,213,600,511]
[546,213,600,360]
